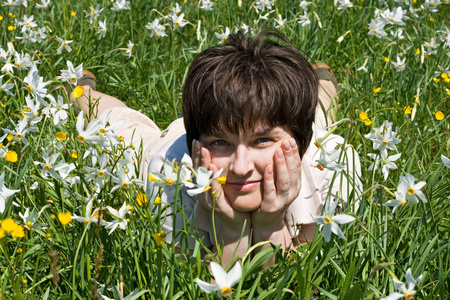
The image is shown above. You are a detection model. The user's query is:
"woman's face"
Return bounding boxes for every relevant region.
[200,124,295,212]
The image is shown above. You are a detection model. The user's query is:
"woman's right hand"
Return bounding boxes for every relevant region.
[192,140,251,232]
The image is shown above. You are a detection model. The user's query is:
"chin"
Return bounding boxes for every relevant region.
[227,194,262,212]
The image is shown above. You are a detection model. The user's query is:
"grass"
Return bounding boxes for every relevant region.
[0,0,449,299]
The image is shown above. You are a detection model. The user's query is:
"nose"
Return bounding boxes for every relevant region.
[229,145,254,177]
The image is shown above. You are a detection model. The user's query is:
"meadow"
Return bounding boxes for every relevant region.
[0,0,449,299]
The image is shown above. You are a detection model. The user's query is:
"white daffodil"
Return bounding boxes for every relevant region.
[196,261,242,298]
[125,40,133,57]
[55,37,73,54]
[383,183,408,213]
[368,152,401,180]
[298,11,310,26]
[49,95,70,125]
[0,75,15,96]
[98,110,126,147]
[3,117,37,146]
[399,174,426,204]
[72,198,106,226]
[19,207,47,230]
[111,0,130,11]
[145,19,167,38]
[36,0,50,9]
[104,202,129,234]
[172,13,187,28]
[391,56,406,71]
[381,268,422,300]
[200,0,213,11]
[85,4,103,23]
[34,151,61,179]
[111,168,143,193]
[60,61,83,86]
[23,96,42,125]
[84,154,112,190]
[337,0,353,10]
[18,14,37,32]
[0,172,20,213]
[381,7,406,26]
[215,27,230,44]
[76,112,104,145]
[13,51,33,71]
[23,65,50,104]
[371,126,401,157]
[368,18,387,38]
[32,27,47,43]
[313,199,355,242]
[149,159,179,188]
[97,19,108,38]
[315,148,344,172]
[185,167,223,196]
[117,148,136,174]
[254,0,274,12]
[441,154,450,168]
[179,154,194,184]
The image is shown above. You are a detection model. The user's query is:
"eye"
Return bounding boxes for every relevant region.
[254,137,273,147]
[211,139,229,147]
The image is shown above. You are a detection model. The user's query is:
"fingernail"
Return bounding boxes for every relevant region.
[267,164,273,175]
[277,148,283,158]
[283,140,291,151]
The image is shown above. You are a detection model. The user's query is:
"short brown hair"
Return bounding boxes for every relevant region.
[182,30,318,157]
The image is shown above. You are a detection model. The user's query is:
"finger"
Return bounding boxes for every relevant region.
[263,164,276,206]
[199,146,212,170]
[192,139,201,170]
[274,147,290,196]
[282,138,302,196]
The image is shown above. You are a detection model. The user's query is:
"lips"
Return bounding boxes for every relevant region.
[226,180,261,192]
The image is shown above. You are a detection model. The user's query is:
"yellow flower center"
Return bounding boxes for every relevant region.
[221,287,232,297]
[390,18,394,23]
[26,85,33,93]
[165,178,174,186]
[99,128,106,135]
[26,221,32,227]
[78,135,85,143]
[121,182,129,189]
[175,22,180,26]
[324,215,332,224]
[317,163,324,171]
[97,170,105,177]
[407,187,415,195]
[62,42,67,47]
[204,185,211,192]
[382,140,388,145]
[44,164,51,171]
[401,200,407,207]
[70,76,77,82]
[404,291,414,300]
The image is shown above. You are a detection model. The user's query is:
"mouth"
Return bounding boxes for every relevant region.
[226,180,261,192]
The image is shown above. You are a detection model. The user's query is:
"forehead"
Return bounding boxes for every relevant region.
[203,122,291,138]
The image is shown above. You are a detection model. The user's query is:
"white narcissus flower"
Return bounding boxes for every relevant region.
[196,261,242,298]
[441,154,450,168]
[368,18,387,38]
[85,4,103,23]
[315,148,344,172]
[72,198,106,226]
[55,37,73,54]
[172,13,188,28]
[371,126,401,157]
[0,172,20,213]
[313,199,355,242]
[149,159,179,188]
[368,152,401,180]
[337,0,353,10]
[0,75,15,96]
[60,61,83,86]
[49,95,69,125]
[125,40,133,57]
[111,0,130,11]
[215,27,230,44]
[200,0,213,11]
[76,112,104,145]
[185,167,223,196]
[381,268,422,300]
[392,56,406,71]
[97,19,107,38]
[298,11,310,26]
[19,207,47,230]
[399,174,426,203]
[23,65,51,104]
[104,202,129,234]
[383,183,407,213]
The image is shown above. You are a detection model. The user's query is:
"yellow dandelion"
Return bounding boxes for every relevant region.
[445,78,450,83]
[416,48,420,55]
[17,248,23,253]
[446,88,450,95]
[8,25,14,31]
[433,77,440,83]
[72,86,84,98]
[55,132,67,141]
[384,57,390,62]
[442,73,448,79]
[217,176,227,185]
[71,150,78,158]
[153,196,161,205]
[58,212,72,225]
[1,218,19,234]
[0,228,5,239]
[404,106,412,115]
[71,11,76,16]
[373,87,381,93]
[5,150,18,162]
[7,134,13,142]
[364,119,372,126]
[136,193,148,206]
[429,17,434,21]
[435,111,445,120]
[153,230,165,246]
[0,16,3,21]
[11,225,25,238]
[359,111,369,121]
[22,279,27,284]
